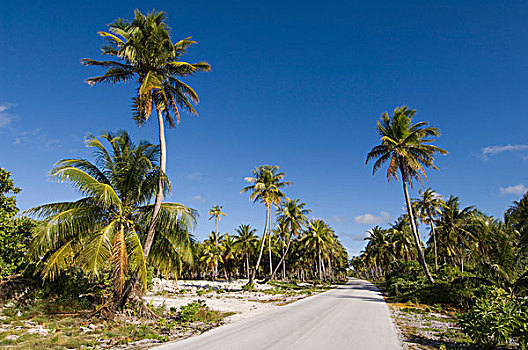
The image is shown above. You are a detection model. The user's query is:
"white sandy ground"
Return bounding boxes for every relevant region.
[143,278,314,323]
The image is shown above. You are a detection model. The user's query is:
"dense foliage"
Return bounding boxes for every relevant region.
[0,168,35,278]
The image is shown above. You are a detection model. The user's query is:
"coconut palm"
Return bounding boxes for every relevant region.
[270,198,311,280]
[364,226,392,278]
[366,106,447,283]
[25,131,197,308]
[435,195,475,272]
[241,165,291,284]
[388,216,415,261]
[413,188,445,271]
[220,233,237,281]
[82,10,210,265]
[234,224,258,279]
[208,205,226,277]
[301,219,334,281]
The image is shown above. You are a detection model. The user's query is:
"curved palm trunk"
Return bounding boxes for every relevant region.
[428,215,438,272]
[402,178,435,284]
[115,108,166,309]
[269,232,293,280]
[249,204,270,285]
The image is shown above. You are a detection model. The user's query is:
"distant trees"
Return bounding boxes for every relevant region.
[208,205,226,278]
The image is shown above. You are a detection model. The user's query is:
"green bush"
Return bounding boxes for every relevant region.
[242,283,255,291]
[460,288,528,349]
[385,260,493,307]
[179,299,207,322]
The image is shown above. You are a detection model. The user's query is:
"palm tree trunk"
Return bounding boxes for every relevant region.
[115,107,166,309]
[214,218,218,279]
[402,177,435,284]
[268,209,273,276]
[318,249,323,281]
[429,216,438,272]
[143,107,166,259]
[249,204,270,285]
[246,254,250,279]
[270,232,293,280]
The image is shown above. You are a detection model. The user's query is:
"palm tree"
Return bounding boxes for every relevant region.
[301,219,334,281]
[413,188,445,271]
[435,195,475,272]
[388,216,415,261]
[82,10,210,265]
[366,106,447,284]
[208,205,226,278]
[25,131,197,309]
[234,224,258,279]
[241,165,291,284]
[220,233,237,281]
[364,226,392,279]
[270,198,311,280]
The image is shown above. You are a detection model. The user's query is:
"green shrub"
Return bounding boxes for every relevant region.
[460,288,524,348]
[179,300,207,322]
[242,283,255,291]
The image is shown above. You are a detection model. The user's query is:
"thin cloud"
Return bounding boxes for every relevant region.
[0,102,15,129]
[189,194,205,202]
[499,184,527,196]
[481,144,528,159]
[340,232,368,241]
[185,172,203,180]
[354,211,391,225]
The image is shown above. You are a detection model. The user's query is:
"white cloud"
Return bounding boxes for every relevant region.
[354,211,391,225]
[481,144,528,159]
[340,232,368,241]
[185,172,203,180]
[499,184,527,196]
[189,194,205,202]
[0,103,15,129]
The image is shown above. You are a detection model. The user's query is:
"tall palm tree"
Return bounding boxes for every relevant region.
[234,224,258,279]
[413,188,445,271]
[25,131,197,308]
[208,205,226,278]
[301,219,334,281]
[241,165,291,284]
[270,198,311,280]
[82,10,210,264]
[366,106,447,284]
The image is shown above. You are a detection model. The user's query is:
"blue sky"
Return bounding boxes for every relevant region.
[1,0,527,256]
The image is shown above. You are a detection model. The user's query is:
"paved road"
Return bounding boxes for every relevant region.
[155,279,401,350]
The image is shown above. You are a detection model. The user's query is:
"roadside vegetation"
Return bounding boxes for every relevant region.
[352,106,528,348]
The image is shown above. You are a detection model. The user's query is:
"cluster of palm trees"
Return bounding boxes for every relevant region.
[181,165,349,284]
[352,188,528,294]
[182,215,349,284]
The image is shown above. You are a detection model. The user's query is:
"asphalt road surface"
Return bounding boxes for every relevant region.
[155,279,401,350]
